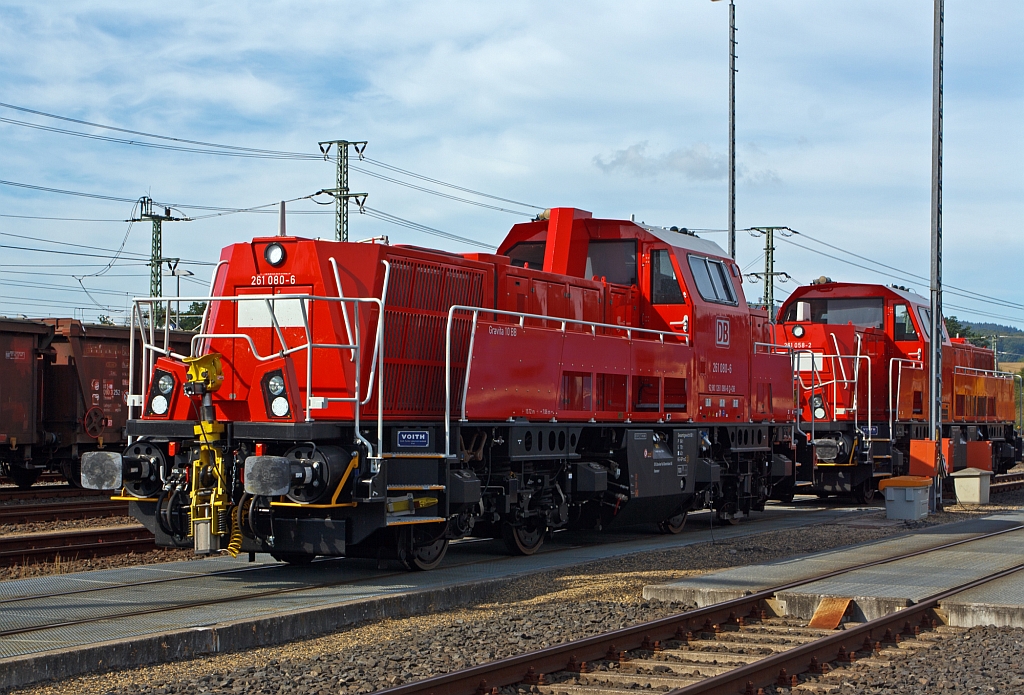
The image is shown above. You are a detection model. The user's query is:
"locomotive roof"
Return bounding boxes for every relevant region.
[639,224,730,258]
[782,281,929,308]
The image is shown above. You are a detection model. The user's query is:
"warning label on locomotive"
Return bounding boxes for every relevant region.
[397,430,430,448]
[4,350,26,360]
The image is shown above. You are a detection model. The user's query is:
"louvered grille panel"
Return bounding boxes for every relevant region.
[377,256,486,415]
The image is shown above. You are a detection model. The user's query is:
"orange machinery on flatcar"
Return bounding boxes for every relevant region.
[81,208,797,568]
[774,279,1021,501]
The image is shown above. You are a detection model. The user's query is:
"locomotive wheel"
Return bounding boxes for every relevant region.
[7,466,41,489]
[853,480,876,505]
[659,511,688,535]
[502,522,545,556]
[405,537,449,571]
[272,552,316,565]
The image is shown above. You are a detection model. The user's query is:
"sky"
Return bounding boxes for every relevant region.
[0,1,1021,328]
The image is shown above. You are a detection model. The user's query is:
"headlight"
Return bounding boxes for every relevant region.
[265,243,286,267]
[792,325,805,338]
[271,396,290,417]
[268,375,285,396]
[811,395,824,409]
[813,407,827,420]
[151,395,169,415]
[157,374,175,395]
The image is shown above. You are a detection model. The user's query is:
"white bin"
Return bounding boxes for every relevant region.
[883,483,931,521]
[950,467,992,505]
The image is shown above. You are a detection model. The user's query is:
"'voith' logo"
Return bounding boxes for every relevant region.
[715,318,730,347]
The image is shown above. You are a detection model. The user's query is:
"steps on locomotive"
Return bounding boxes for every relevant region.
[385,515,448,526]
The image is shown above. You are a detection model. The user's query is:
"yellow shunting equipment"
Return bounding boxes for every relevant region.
[182,353,241,557]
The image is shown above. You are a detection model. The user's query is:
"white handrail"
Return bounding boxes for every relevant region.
[443,305,692,458]
[129,290,384,458]
[889,357,924,436]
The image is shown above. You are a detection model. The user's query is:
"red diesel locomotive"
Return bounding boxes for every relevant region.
[81,208,798,567]
[775,280,1021,501]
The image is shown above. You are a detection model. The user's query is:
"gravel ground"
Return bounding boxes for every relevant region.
[767,626,1024,694]
[4,506,988,695]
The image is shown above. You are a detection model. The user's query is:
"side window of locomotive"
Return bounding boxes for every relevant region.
[687,255,737,305]
[507,241,546,269]
[650,249,685,304]
[917,307,931,338]
[586,239,637,285]
[894,304,919,341]
[816,298,883,328]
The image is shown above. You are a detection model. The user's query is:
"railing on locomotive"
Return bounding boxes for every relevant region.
[126,290,386,460]
[442,305,692,459]
[951,365,1023,429]
[888,358,925,438]
[753,342,875,446]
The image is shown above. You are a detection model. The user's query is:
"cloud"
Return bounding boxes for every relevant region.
[593,142,727,180]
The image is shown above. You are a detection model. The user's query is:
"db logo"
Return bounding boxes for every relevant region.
[715,317,730,347]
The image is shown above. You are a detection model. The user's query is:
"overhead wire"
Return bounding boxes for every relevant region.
[788,228,1024,312]
[361,207,494,250]
[774,234,1024,319]
[0,102,546,212]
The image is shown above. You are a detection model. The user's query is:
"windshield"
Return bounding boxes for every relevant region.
[782,297,884,329]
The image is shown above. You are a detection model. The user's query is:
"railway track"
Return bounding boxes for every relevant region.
[0,485,107,503]
[991,471,1024,494]
[375,526,1024,695]
[0,526,155,567]
[0,500,129,524]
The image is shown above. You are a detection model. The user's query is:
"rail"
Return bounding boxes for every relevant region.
[126,260,389,460]
[953,366,1023,427]
[443,306,691,458]
[373,524,1024,695]
[889,358,924,437]
[758,338,875,444]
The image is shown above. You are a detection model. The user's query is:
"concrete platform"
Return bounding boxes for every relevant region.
[646,511,1024,626]
[943,568,1024,628]
[0,502,864,690]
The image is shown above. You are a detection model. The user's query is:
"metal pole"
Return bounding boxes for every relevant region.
[318,140,368,242]
[764,226,774,313]
[929,0,944,506]
[338,145,348,242]
[150,218,162,299]
[728,0,737,259]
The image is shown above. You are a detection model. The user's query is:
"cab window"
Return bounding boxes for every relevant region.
[782,297,883,329]
[687,255,737,305]
[650,249,685,304]
[894,304,918,341]
[507,242,545,269]
[586,240,637,285]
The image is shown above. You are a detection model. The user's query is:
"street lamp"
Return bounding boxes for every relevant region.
[711,0,737,260]
[169,267,194,328]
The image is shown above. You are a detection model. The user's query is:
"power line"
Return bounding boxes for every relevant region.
[775,234,1024,315]
[361,207,494,250]
[0,103,320,159]
[350,165,533,216]
[788,228,1024,312]
[0,213,127,222]
[360,158,544,210]
[0,101,545,212]
[0,230,151,260]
